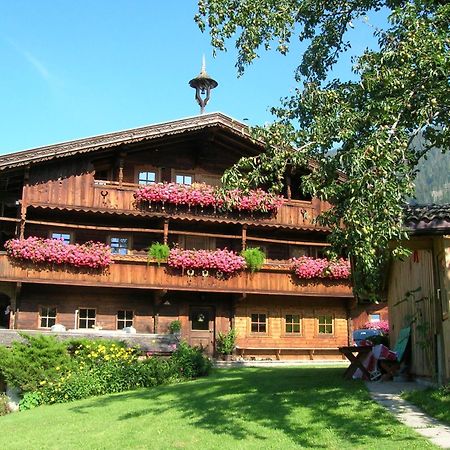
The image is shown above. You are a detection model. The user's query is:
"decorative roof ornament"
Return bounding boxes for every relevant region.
[189,56,218,114]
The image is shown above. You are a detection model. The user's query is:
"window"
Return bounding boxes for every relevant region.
[369,314,381,323]
[180,235,215,251]
[78,308,96,329]
[251,313,267,333]
[40,306,57,328]
[175,174,193,185]
[117,310,133,329]
[285,314,301,334]
[318,315,333,334]
[110,237,129,255]
[191,308,210,331]
[290,246,310,258]
[51,232,71,244]
[138,171,156,185]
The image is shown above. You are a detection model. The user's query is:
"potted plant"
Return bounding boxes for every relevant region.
[168,320,181,335]
[241,247,265,273]
[148,242,170,266]
[216,329,237,360]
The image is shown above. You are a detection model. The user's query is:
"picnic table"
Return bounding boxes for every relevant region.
[339,345,373,380]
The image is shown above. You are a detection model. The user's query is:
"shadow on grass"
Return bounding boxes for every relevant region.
[69,367,414,447]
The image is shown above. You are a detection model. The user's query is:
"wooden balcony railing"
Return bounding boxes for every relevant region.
[23,180,329,229]
[0,253,352,298]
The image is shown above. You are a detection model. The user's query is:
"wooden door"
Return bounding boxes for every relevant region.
[188,306,215,355]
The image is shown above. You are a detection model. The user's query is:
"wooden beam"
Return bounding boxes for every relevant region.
[246,236,331,247]
[0,217,20,223]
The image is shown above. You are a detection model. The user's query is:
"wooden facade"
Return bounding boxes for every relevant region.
[0,113,354,359]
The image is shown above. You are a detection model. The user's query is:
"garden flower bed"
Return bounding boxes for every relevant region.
[167,248,246,275]
[134,182,284,215]
[291,257,350,280]
[5,237,112,269]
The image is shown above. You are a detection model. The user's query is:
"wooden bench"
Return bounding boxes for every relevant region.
[235,346,341,361]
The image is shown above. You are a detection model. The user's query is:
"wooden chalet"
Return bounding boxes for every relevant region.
[388,204,450,383]
[0,112,354,359]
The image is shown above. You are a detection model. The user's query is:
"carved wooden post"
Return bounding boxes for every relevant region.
[286,174,292,200]
[163,219,169,245]
[241,225,247,250]
[19,205,27,239]
[118,152,126,187]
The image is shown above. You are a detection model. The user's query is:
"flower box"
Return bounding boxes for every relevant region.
[134,182,284,215]
[5,237,112,269]
[167,248,246,275]
[291,257,350,280]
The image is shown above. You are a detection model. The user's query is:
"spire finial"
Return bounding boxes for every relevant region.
[201,54,206,73]
[189,57,218,114]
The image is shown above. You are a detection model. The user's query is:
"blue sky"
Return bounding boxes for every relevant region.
[0,1,388,154]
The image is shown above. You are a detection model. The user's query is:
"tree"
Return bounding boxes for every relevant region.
[196,1,450,299]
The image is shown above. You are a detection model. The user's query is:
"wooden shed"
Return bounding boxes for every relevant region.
[387,204,450,384]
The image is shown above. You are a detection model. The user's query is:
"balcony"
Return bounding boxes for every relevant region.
[0,253,353,298]
[23,180,330,230]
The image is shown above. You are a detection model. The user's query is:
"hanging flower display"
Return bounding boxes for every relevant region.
[134,182,284,214]
[291,257,350,280]
[5,237,112,269]
[167,248,246,275]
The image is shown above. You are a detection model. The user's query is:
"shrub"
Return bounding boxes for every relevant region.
[68,339,139,366]
[216,329,237,355]
[139,357,179,386]
[148,242,170,266]
[168,320,181,334]
[241,247,265,272]
[0,334,73,392]
[171,341,212,378]
[0,393,10,416]
[19,391,43,411]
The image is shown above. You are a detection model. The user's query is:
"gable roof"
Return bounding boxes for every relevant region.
[404,204,450,234]
[0,112,259,172]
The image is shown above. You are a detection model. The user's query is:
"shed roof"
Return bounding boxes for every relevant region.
[404,204,450,234]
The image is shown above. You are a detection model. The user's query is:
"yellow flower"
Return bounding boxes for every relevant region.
[40,380,46,385]
[55,366,60,371]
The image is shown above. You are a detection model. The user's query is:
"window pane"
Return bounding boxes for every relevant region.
[319,324,325,334]
[286,324,293,333]
[110,237,128,255]
[293,324,301,333]
[191,309,209,330]
[138,171,156,185]
[51,232,71,244]
[176,174,193,185]
[259,323,266,333]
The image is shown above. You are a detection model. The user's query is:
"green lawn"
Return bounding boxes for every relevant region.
[403,387,450,426]
[0,367,436,449]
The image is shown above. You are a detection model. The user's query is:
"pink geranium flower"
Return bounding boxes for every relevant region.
[291,257,350,280]
[5,237,112,269]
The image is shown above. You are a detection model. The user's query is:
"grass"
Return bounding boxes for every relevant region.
[0,367,437,449]
[402,386,450,426]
